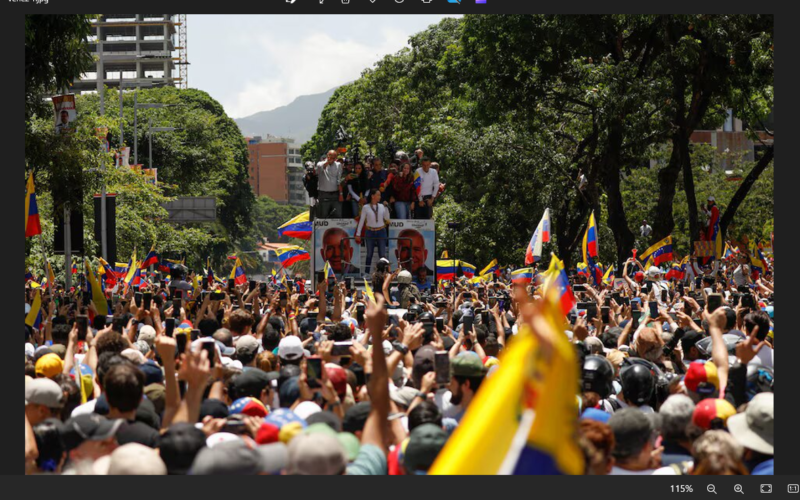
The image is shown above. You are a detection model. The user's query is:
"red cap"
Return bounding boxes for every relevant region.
[692,398,736,430]
[634,272,644,283]
[325,363,348,399]
[255,422,280,445]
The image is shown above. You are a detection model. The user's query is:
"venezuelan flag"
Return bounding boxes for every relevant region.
[460,261,477,279]
[114,262,129,280]
[46,261,56,290]
[665,262,685,281]
[543,254,576,317]
[141,245,159,269]
[205,258,217,285]
[323,260,335,281]
[30,280,42,289]
[602,265,616,285]
[436,260,458,282]
[85,259,109,316]
[711,219,723,260]
[229,257,248,286]
[99,258,117,286]
[441,250,449,259]
[413,170,422,197]
[511,267,535,284]
[469,273,493,285]
[158,258,183,274]
[25,291,43,330]
[749,240,769,273]
[582,212,602,285]
[25,173,42,238]
[429,284,583,475]
[582,211,598,264]
[525,208,551,265]
[364,278,375,303]
[639,235,674,267]
[124,251,136,281]
[278,211,313,240]
[480,259,500,277]
[72,263,78,275]
[25,269,34,283]
[275,246,310,268]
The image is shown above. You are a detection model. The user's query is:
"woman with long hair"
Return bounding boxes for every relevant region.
[390,162,415,220]
[346,161,369,218]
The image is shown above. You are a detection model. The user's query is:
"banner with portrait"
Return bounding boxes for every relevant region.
[52,94,76,134]
[313,219,362,280]
[388,219,435,288]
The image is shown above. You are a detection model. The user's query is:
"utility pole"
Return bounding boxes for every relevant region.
[133,90,138,165]
[97,23,107,263]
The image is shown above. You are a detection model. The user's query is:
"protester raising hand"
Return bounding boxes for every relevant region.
[736,325,766,365]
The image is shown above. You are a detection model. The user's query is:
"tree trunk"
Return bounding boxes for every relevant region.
[719,146,774,239]
[682,140,701,243]
[652,130,689,242]
[601,122,636,268]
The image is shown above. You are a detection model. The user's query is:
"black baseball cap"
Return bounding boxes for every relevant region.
[61,414,124,451]
[159,423,207,475]
[342,402,371,434]
[229,369,271,400]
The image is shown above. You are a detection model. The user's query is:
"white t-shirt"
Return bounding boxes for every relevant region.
[414,167,439,200]
[733,265,749,287]
[356,203,390,233]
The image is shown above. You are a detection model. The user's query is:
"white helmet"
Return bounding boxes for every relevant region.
[398,270,413,284]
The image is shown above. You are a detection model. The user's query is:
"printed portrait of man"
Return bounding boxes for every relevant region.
[320,227,360,275]
[55,109,71,134]
[396,228,433,277]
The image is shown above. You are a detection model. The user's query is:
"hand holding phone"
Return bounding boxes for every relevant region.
[306,357,322,389]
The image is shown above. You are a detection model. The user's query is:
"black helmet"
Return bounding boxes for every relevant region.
[408,304,424,318]
[620,364,655,406]
[582,355,615,399]
[418,312,434,324]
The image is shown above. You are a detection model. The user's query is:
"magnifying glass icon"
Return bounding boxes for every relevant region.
[735,485,744,494]
[707,485,717,495]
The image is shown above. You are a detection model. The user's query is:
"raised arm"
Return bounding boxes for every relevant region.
[359,294,390,453]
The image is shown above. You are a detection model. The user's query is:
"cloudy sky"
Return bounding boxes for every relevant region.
[188,15,459,119]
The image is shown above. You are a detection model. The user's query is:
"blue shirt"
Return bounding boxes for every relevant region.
[751,458,774,475]
[369,169,389,202]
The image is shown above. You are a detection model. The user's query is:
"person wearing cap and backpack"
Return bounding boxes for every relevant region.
[397,270,421,310]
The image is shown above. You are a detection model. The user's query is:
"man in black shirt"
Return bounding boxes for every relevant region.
[104,363,160,448]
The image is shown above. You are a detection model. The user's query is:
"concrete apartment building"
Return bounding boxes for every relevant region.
[72,14,187,92]
[246,136,307,206]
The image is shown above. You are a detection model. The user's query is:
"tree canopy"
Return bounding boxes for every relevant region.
[303,14,773,270]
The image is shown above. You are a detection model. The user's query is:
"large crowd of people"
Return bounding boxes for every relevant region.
[24,246,774,475]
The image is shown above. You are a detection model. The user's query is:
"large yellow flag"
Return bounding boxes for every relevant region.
[85,259,109,316]
[429,287,583,475]
[363,278,375,303]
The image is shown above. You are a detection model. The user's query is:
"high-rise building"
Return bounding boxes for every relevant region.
[72,14,187,93]
[246,136,309,206]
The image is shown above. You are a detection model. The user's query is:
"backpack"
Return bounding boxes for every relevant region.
[399,284,421,309]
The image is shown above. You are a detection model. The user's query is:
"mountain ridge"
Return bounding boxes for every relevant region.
[234,86,339,146]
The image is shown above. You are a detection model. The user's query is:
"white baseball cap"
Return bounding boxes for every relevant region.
[278,336,304,361]
[647,266,662,277]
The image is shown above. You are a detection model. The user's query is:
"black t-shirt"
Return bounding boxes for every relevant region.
[116,419,161,448]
